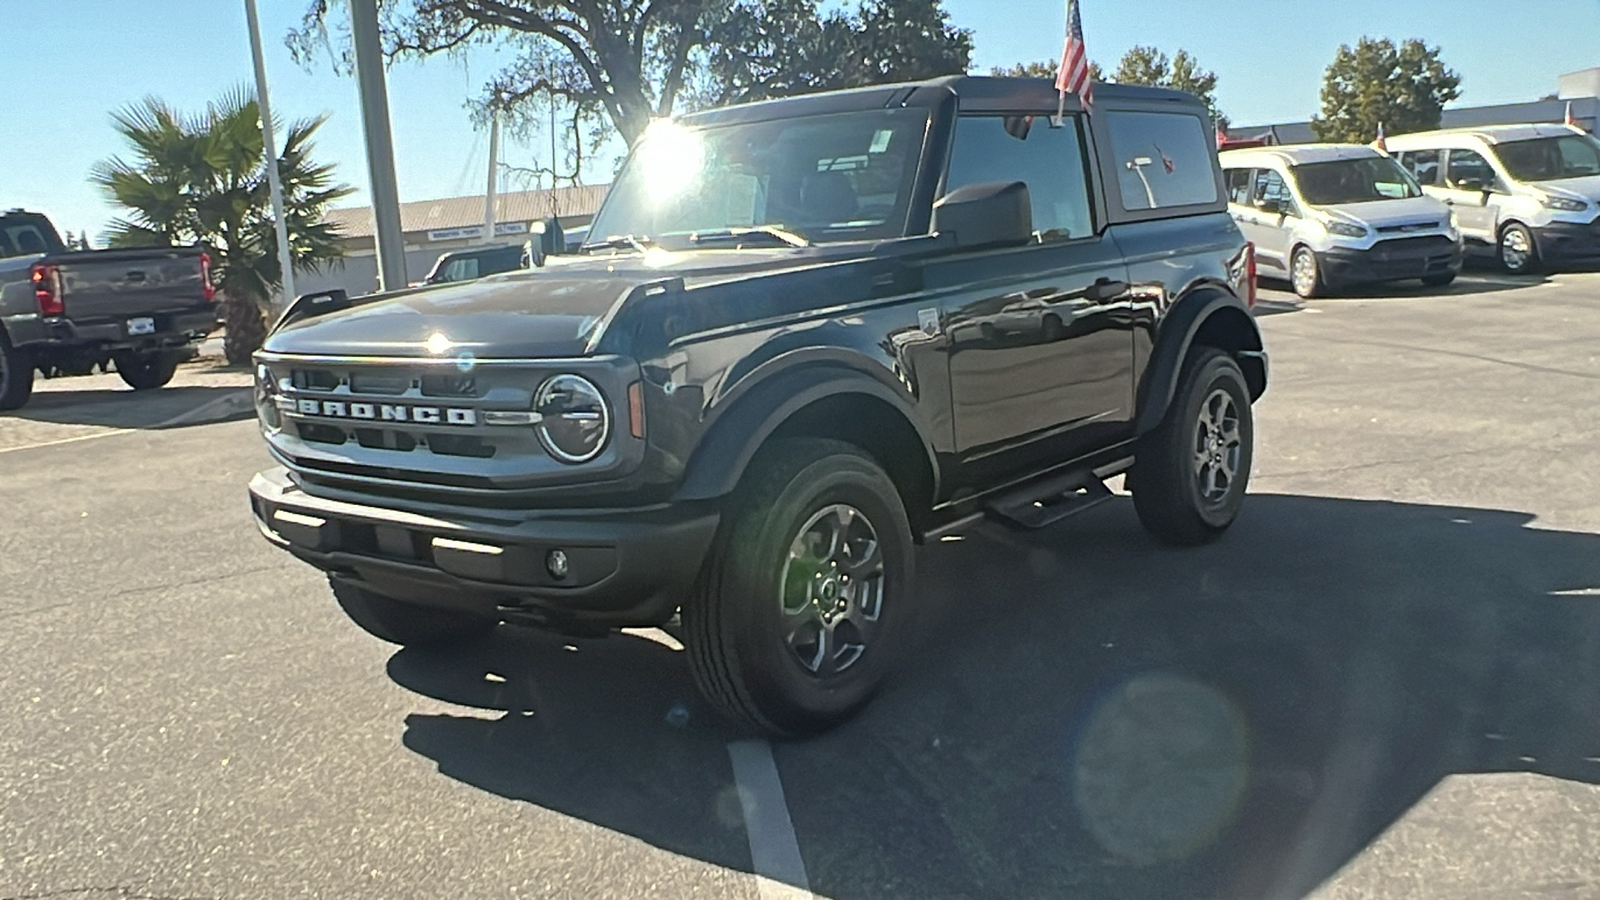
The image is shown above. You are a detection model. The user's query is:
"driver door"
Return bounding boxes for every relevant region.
[1437,148,1501,245]
[1235,168,1295,272]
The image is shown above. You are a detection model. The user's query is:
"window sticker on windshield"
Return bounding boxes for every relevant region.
[869,130,894,154]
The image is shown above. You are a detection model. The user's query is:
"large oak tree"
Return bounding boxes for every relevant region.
[291,0,973,146]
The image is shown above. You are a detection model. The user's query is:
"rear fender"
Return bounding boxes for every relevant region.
[1135,290,1266,435]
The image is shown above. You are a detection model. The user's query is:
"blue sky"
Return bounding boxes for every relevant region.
[2,0,1596,238]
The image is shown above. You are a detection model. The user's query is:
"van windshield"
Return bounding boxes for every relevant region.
[1494,134,1600,182]
[1291,157,1423,205]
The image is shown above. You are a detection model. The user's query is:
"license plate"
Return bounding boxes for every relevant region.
[127,317,155,336]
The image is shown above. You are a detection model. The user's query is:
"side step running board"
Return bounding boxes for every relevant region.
[986,469,1116,530]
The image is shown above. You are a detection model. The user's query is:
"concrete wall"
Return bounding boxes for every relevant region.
[1560,68,1600,100]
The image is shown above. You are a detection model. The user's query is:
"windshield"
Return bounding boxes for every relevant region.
[1291,157,1423,205]
[586,108,930,249]
[1494,134,1600,182]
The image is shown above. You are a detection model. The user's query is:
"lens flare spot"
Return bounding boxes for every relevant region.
[1072,673,1249,865]
[425,332,453,355]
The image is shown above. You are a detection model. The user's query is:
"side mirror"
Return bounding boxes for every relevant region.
[522,236,546,269]
[932,181,1033,250]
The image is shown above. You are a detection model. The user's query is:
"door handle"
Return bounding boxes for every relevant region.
[1086,278,1128,302]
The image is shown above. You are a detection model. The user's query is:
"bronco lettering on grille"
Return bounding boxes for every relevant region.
[288,396,477,426]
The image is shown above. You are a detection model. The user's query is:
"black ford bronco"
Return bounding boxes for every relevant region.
[248,77,1266,737]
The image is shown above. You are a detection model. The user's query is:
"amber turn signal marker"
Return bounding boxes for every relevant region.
[628,381,645,438]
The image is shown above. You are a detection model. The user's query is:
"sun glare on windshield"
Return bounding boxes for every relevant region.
[639,119,707,206]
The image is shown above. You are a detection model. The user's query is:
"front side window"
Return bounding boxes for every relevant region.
[1446,149,1498,189]
[588,108,930,248]
[443,257,480,282]
[1253,169,1293,208]
[1292,157,1422,205]
[1398,150,1441,186]
[1105,111,1220,211]
[1494,134,1600,182]
[944,115,1095,242]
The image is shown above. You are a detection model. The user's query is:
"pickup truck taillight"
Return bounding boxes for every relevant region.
[30,263,63,316]
[200,252,217,303]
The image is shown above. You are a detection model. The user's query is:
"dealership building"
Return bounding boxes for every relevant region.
[1233,67,1599,145]
[295,183,610,298]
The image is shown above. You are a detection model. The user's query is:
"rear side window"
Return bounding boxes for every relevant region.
[1105,111,1219,211]
[1398,150,1441,186]
[0,221,54,259]
[1223,168,1254,205]
[945,115,1095,241]
[442,256,481,282]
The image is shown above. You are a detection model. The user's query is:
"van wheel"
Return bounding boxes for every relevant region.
[113,351,180,390]
[1499,223,1540,274]
[1290,246,1325,299]
[0,334,35,411]
[1131,348,1254,546]
[683,438,915,738]
[329,577,496,647]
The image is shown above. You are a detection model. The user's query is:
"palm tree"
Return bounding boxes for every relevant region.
[93,89,353,364]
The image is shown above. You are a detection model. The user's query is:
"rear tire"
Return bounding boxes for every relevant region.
[1131,348,1254,546]
[329,577,496,647]
[113,351,180,390]
[683,438,915,738]
[0,334,34,411]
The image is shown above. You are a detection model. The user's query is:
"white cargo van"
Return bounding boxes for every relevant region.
[1386,124,1600,274]
[1220,145,1461,298]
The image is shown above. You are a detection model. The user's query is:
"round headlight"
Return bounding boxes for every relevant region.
[255,364,281,432]
[535,374,610,463]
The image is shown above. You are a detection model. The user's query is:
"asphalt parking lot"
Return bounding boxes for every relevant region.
[4,268,1600,900]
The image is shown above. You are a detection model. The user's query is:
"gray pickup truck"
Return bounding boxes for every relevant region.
[0,209,219,410]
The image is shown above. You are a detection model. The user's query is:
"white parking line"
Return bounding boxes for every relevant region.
[0,428,135,455]
[727,739,813,900]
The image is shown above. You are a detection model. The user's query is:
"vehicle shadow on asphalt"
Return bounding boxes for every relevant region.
[4,385,251,430]
[389,495,1600,899]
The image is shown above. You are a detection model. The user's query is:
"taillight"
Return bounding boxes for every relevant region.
[1245,242,1258,309]
[199,252,217,303]
[31,263,63,316]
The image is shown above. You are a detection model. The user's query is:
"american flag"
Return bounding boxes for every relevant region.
[1056,0,1093,110]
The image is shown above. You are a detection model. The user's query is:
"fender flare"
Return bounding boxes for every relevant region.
[675,364,940,502]
[1134,289,1265,435]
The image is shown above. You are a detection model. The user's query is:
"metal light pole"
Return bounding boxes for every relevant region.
[350,0,408,291]
[243,0,296,314]
[482,114,499,245]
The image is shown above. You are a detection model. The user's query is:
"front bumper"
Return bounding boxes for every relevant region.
[1531,219,1600,266]
[248,466,720,631]
[1318,236,1461,287]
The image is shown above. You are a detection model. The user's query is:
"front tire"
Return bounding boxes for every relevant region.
[329,577,496,647]
[684,438,915,738]
[0,334,34,411]
[1131,348,1254,546]
[113,351,180,391]
[1290,246,1325,299]
[1498,223,1540,275]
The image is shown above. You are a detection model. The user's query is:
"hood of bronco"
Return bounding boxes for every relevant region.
[261,246,870,359]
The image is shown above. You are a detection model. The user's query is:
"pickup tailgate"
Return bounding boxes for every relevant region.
[52,246,213,324]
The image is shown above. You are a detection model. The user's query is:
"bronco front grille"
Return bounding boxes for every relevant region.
[258,352,642,500]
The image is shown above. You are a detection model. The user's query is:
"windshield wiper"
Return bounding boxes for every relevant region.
[581,234,654,253]
[688,226,811,249]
